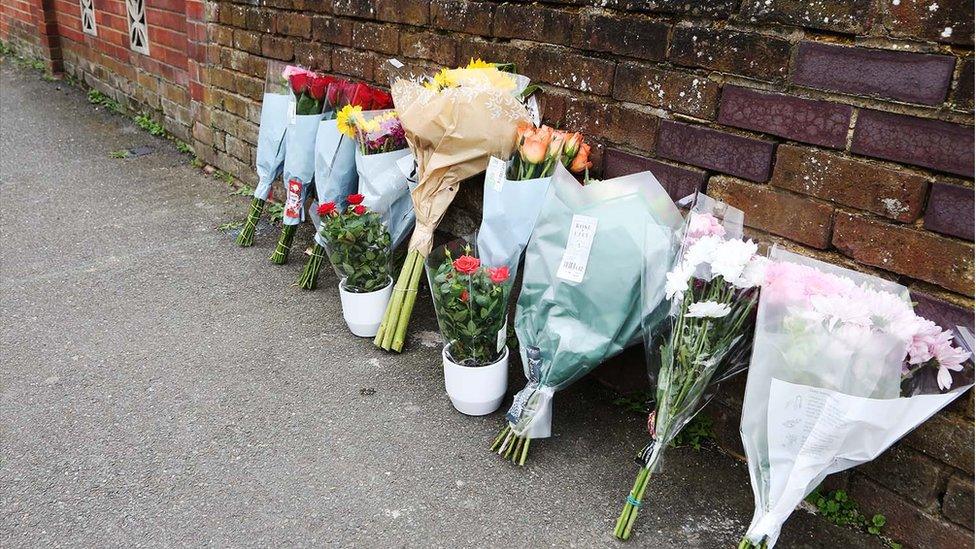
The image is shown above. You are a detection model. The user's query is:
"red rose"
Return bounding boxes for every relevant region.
[452,255,480,275]
[289,72,311,96]
[317,201,336,216]
[326,78,346,108]
[347,193,365,205]
[371,88,393,110]
[489,266,510,284]
[352,204,367,215]
[348,83,372,108]
[460,289,469,303]
[309,75,331,101]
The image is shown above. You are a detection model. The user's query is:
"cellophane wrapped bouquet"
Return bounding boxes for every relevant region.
[737,248,973,548]
[614,195,765,540]
[373,60,532,353]
[237,63,304,246]
[297,81,393,287]
[476,122,591,270]
[269,66,331,264]
[490,164,683,465]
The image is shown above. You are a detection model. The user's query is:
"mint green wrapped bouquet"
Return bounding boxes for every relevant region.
[491,164,682,465]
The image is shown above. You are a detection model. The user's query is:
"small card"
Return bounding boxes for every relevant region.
[485,156,507,192]
[526,95,541,127]
[556,215,599,284]
[287,100,297,125]
[496,320,508,354]
[388,58,405,69]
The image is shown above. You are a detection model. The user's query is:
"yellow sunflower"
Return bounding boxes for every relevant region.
[336,104,363,138]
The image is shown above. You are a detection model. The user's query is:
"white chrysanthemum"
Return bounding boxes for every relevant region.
[686,300,732,318]
[808,294,871,330]
[665,262,694,300]
[733,255,769,289]
[711,238,758,283]
[682,235,722,270]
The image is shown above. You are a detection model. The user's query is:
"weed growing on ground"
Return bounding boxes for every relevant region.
[134,114,166,137]
[217,220,244,231]
[671,415,713,450]
[174,139,193,155]
[109,150,131,159]
[805,489,900,548]
[87,89,122,113]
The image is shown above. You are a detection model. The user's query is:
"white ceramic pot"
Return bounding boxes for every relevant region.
[442,344,509,416]
[338,277,392,337]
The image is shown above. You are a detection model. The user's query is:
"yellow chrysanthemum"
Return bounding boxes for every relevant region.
[445,67,515,92]
[431,68,457,90]
[466,58,493,69]
[336,104,363,138]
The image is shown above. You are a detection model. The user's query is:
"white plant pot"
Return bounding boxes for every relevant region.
[442,344,509,416]
[338,277,392,337]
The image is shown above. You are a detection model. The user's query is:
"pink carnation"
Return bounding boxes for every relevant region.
[685,212,726,243]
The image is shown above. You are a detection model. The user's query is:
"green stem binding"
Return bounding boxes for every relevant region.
[297,241,326,289]
[489,424,531,466]
[237,197,265,247]
[270,224,297,265]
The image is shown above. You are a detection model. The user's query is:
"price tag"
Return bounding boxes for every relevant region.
[485,156,506,192]
[556,215,599,284]
[526,95,541,126]
[396,153,416,181]
[388,58,405,69]
[496,320,508,353]
[287,100,297,125]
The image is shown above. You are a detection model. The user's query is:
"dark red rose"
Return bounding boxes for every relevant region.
[452,255,480,275]
[309,75,331,101]
[352,204,367,215]
[371,88,393,110]
[347,193,365,205]
[489,266,510,284]
[317,201,336,216]
[326,78,346,108]
[348,83,372,108]
[289,72,311,96]
[460,289,469,303]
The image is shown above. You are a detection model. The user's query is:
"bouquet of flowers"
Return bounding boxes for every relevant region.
[373,61,532,352]
[737,248,973,548]
[297,81,394,288]
[269,66,331,264]
[341,107,415,250]
[237,63,304,246]
[614,196,765,540]
[427,237,514,415]
[318,195,393,337]
[490,164,683,465]
[476,123,591,270]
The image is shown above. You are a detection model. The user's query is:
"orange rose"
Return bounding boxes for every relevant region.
[562,132,583,158]
[520,132,550,164]
[569,142,592,173]
[547,131,566,161]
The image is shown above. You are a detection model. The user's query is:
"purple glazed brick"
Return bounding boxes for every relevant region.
[793,42,956,106]
[924,182,975,241]
[657,120,776,182]
[911,291,974,333]
[851,110,975,177]
[718,86,852,149]
[603,148,707,201]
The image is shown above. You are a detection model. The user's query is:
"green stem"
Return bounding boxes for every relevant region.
[376,250,418,349]
[237,197,265,247]
[297,241,326,290]
[391,251,425,352]
[270,224,298,264]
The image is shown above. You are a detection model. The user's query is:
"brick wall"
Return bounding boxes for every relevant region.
[1,0,62,70]
[2,1,973,546]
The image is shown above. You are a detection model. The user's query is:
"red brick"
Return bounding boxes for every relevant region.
[707,176,834,248]
[275,11,311,38]
[295,42,331,71]
[718,86,852,149]
[657,121,776,182]
[886,0,974,46]
[603,149,707,201]
[669,26,791,82]
[430,0,493,34]
[792,42,956,106]
[335,0,429,26]
[563,97,658,152]
[833,214,975,296]
[849,476,974,549]
[311,16,352,47]
[331,48,376,81]
[399,30,456,66]
[242,7,273,33]
[924,182,975,241]
[574,12,668,61]
[852,110,974,178]
[953,58,974,112]
[943,474,975,529]
[600,0,738,17]
[260,35,294,62]
[739,0,876,34]
[522,47,615,95]
[494,3,575,46]
[613,63,719,119]
[232,29,261,56]
[770,145,929,222]
[352,21,398,55]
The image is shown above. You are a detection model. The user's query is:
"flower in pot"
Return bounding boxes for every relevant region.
[426,239,513,415]
[319,195,393,337]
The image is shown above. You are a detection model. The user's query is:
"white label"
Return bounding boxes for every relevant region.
[497,320,508,353]
[388,58,404,69]
[526,95,541,127]
[287,100,297,124]
[396,153,415,180]
[556,215,598,284]
[485,156,506,192]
